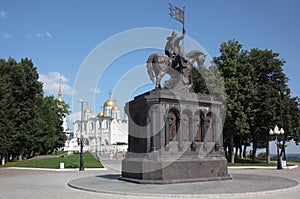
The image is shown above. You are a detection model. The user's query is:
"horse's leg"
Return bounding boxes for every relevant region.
[156,71,165,89]
[151,56,159,89]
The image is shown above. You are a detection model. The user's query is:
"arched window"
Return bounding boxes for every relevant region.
[106,121,110,130]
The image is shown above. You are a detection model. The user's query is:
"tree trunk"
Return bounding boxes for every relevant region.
[230,133,235,163]
[1,155,5,165]
[266,141,270,164]
[243,142,247,159]
[239,137,243,159]
[252,140,257,161]
[18,148,24,161]
[239,146,243,158]
[224,143,228,160]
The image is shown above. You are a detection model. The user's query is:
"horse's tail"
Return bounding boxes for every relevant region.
[146,54,155,83]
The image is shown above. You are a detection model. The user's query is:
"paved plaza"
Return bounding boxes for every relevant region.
[0,155,299,199]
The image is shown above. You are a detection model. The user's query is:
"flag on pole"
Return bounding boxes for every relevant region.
[168,3,184,24]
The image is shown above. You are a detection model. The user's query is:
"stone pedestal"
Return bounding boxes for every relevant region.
[120,89,231,184]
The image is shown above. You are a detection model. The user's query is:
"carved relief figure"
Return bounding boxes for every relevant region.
[206,113,212,142]
[182,113,189,141]
[168,112,177,141]
[194,115,202,142]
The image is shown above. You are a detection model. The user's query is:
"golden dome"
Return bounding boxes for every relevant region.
[84,108,91,113]
[98,111,104,117]
[104,99,115,107]
[112,104,120,110]
[57,97,63,102]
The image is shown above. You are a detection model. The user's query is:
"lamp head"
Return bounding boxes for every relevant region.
[280,128,285,134]
[274,125,280,135]
[269,129,274,135]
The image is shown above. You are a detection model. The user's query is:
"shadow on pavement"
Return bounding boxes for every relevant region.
[96,174,121,180]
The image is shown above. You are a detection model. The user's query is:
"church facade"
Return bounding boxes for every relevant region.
[57,74,128,152]
[72,97,128,152]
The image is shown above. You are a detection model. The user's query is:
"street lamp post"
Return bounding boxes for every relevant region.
[79,136,84,171]
[79,99,87,171]
[99,118,102,157]
[278,91,286,161]
[95,120,98,158]
[269,125,285,170]
[99,137,102,156]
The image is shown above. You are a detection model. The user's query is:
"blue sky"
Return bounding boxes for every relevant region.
[1,1,299,153]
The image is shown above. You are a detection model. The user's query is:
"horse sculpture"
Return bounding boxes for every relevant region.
[146,50,206,91]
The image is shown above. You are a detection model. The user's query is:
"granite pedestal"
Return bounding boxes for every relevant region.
[121,89,231,184]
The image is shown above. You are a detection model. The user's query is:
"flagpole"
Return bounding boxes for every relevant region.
[182,6,185,46]
[183,6,185,31]
[168,3,186,49]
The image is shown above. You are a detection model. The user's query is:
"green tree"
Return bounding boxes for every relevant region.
[191,40,300,163]
[34,96,68,155]
[234,50,257,159]
[213,40,251,163]
[10,58,43,160]
[248,49,287,161]
[191,65,209,94]
[0,59,14,164]
[0,58,70,163]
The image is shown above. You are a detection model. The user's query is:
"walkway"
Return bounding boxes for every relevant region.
[0,154,299,199]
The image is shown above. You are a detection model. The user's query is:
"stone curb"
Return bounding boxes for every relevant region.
[68,177,300,199]
[2,167,107,171]
[3,164,297,171]
[228,165,298,170]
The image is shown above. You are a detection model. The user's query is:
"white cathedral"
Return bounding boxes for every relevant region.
[58,76,128,152]
[72,97,129,152]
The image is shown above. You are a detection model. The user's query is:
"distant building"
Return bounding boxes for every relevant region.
[72,95,128,152]
[58,74,128,152]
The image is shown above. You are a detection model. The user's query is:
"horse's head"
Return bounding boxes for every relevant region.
[186,50,206,68]
[196,53,206,68]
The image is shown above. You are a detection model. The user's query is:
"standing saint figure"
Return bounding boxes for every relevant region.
[168,112,177,141]
[182,113,189,141]
[194,115,202,142]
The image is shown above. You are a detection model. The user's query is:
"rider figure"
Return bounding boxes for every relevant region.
[164,28,187,72]
[165,28,185,57]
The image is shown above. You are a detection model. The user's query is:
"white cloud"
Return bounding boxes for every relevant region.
[0,32,10,39]
[89,87,101,94]
[0,11,7,19]
[39,72,73,96]
[29,31,53,39]
[45,31,52,38]
[68,111,81,123]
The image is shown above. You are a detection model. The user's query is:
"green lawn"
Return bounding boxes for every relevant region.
[1,153,104,169]
[2,155,294,169]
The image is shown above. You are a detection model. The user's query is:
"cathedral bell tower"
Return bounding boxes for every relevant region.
[57,74,68,133]
[57,75,63,103]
